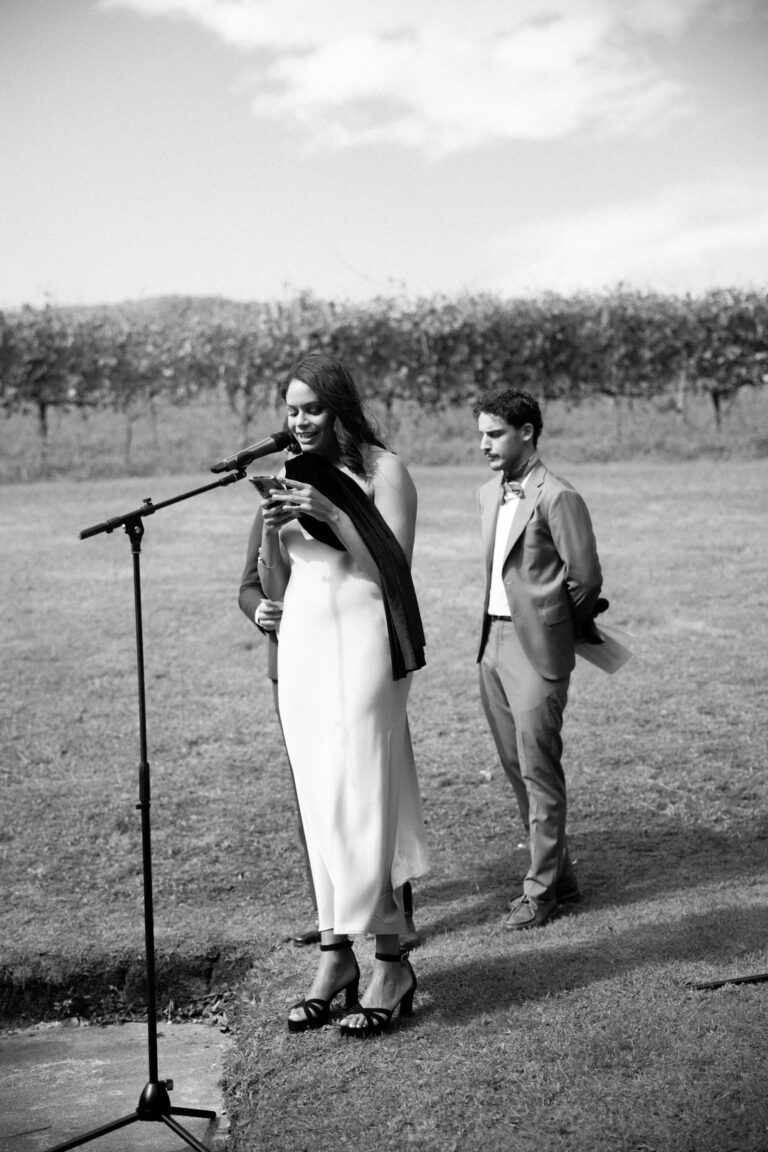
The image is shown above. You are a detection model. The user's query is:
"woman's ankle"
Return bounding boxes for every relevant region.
[320,930,350,949]
[374,933,401,959]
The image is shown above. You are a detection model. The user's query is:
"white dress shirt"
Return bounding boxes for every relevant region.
[487,473,532,616]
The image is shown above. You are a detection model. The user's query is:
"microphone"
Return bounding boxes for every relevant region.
[210,430,292,473]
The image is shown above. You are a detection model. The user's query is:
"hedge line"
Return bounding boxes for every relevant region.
[2,288,766,444]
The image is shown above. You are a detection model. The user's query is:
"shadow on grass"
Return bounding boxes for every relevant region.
[418,814,768,932]
[420,903,768,1025]
[6,815,766,1026]
[575,817,768,904]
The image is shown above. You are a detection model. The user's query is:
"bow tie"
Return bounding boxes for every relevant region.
[502,480,524,502]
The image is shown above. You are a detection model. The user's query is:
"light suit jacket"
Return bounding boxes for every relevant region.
[477,461,603,680]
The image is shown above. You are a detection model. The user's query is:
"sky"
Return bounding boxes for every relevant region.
[2,0,767,309]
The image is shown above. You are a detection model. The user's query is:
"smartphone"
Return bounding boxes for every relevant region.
[248,475,288,499]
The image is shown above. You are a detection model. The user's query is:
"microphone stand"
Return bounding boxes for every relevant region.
[48,468,247,1152]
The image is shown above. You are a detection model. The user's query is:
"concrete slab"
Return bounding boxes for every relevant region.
[0,1021,231,1151]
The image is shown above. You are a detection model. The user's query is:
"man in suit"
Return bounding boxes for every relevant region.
[474,388,603,930]
[239,515,422,950]
[239,535,319,945]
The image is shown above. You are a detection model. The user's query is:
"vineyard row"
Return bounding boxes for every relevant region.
[2,288,766,439]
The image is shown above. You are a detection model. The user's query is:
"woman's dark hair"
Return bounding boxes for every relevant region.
[281,353,386,475]
[472,388,543,447]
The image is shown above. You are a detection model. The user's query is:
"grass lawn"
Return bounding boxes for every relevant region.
[2,454,768,1151]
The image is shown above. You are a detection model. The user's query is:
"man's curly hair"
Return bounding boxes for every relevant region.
[472,388,543,447]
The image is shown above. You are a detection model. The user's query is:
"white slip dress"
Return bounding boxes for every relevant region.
[276,510,428,936]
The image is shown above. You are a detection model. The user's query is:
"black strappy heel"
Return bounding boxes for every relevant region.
[339,951,417,1038]
[287,940,360,1034]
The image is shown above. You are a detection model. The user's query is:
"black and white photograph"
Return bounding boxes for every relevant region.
[2,3,767,1150]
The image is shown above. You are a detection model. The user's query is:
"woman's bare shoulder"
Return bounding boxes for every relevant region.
[366,445,395,467]
[367,446,416,498]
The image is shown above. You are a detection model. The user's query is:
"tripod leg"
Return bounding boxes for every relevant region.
[172,1106,218,1120]
[46,1111,139,1151]
[161,1112,218,1151]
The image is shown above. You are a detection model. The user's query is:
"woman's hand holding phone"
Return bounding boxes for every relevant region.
[248,475,288,499]
[268,480,339,525]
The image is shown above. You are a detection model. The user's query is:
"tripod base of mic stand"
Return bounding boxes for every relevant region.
[47,1079,217,1152]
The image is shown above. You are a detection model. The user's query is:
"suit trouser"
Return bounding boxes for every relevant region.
[479,619,573,901]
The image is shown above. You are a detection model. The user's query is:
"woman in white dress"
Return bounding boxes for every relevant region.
[256,354,428,1037]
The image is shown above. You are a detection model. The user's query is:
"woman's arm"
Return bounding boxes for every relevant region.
[256,500,291,600]
[368,451,417,564]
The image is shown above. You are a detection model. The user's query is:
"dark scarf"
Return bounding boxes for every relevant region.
[284,452,426,680]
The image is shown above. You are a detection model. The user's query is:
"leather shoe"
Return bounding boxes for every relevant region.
[504,894,557,930]
[292,928,321,947]
[508,877,581,909]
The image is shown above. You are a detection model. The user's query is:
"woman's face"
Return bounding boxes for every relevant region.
[285,379,338,457]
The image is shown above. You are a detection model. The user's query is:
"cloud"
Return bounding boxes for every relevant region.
[488,175,768,295]
[97,0,743,155]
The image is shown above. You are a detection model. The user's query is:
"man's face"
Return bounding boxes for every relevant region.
[477,412,533,476]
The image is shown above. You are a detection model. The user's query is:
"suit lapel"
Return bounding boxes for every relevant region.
[502,463,546,562]
[480,478,502,575]
[480,462,547,569]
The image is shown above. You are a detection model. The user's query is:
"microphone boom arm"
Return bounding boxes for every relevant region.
[79,469,246,540]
